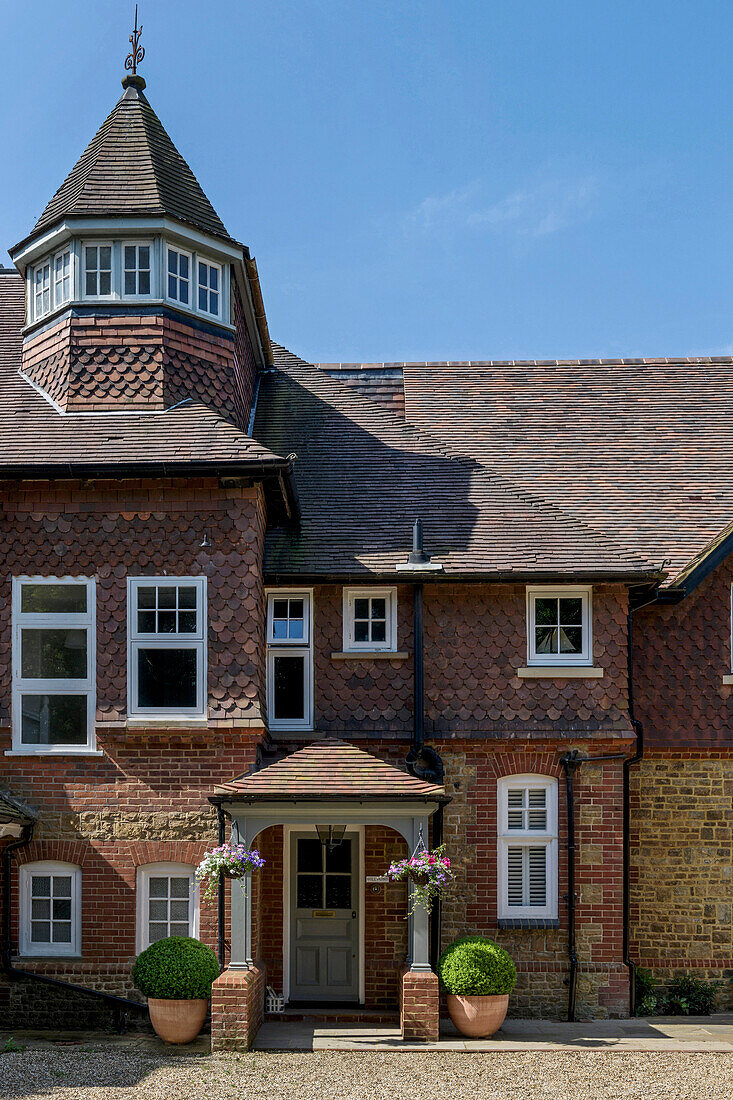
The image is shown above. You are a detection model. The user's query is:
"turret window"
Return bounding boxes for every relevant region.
[167,247,191,305]
[84,244,112,297]
[124,243,152,296]
[33,261,51,317]
[53,251,71,306]
[197,259,220,317]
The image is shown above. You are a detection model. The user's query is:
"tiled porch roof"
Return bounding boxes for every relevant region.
[0,787,37,826]
[212,740,446,802]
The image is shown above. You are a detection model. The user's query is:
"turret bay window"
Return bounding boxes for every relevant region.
[19,861,82,957]
[497,775,558,921]
[266,590,313,731]
[526,586,592,666]
[167,246,191,305]
[84,243,113,297]
[197,258,220,317]
[53,250,71,306]
[11,577,96,753]
[33,260,51,318]
[127,577,207,719]
[136,863,198,951]
[124,243,152,296]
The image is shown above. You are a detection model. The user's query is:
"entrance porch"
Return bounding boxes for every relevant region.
[209,740,448,1050]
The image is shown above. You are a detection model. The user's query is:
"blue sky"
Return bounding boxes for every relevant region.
[2,0,732,362]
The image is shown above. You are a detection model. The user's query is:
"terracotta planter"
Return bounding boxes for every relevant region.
[148,997,208,1044]
[447,993,509,1038]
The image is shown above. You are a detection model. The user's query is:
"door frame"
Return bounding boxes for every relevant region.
[283,824,365,1004]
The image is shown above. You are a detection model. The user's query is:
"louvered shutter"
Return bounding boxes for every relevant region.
[506,846,548,907]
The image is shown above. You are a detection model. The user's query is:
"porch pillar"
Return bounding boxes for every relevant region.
[228,817,252,970]
[408,813,431,972]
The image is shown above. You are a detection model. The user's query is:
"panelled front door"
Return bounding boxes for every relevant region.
[289,832,359,1002]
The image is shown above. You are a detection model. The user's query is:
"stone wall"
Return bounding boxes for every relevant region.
[629,750,733,1006]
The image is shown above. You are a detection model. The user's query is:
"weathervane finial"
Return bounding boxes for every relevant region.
[125,5,145,76]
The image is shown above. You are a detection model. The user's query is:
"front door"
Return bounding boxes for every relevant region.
[289,832,359,1002]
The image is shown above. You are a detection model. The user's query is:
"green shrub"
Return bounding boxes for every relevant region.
[438,936,517,996]
[634,967,656,1015]
[664,975,717,1016]
[132,937,219,1000]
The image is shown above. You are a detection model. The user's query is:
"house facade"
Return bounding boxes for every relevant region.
[1,66,732,1048]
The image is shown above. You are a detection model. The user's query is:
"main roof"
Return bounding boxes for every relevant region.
[312,357,733,587]
[22,77,233,248]
[0,271,284,475]
[213,740,446,801]
[253,346,660,580]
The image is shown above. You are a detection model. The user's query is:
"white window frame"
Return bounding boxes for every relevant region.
[196,257,222,318]
[53,248,72,309]
[33,258,51,320]
[82,241,114,299]
[122,240,153,298]
[266,589,313,732]
[127,576,207,720]
[11,576,96,754]
[342,587,397,652]
[19,861,82,957]
[497,774,558,920]
[136,862,199,952]
[166,245,192,308]
[526,585,593,667]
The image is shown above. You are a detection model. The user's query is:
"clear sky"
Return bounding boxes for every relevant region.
[2,0,732,363]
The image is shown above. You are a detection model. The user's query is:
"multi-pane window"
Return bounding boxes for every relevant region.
[527,587,592,665]
[167,247,191,304]
[12,577,96,752]
[124,243,151,296]
[137,864,197,950]
[343,588,397,651]
[197,259,220,316]
[84,244,112,296]
[295,837,352,910]
[33,260,51,318]
[266,591,313,731]
[497,776,558,920]
[20,862,81,957]
[53,250,71,306]
[127,577,207,718]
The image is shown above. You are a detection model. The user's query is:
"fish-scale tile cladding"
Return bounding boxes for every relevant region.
[423,584,630,734]
[0,478,267,726]
[634,555,733,746]
[21,307,257,426]
[313,585,414,734]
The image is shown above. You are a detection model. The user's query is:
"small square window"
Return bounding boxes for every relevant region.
[343,588,397,652]
[527,587,592,666]
[20,862,81,956]
[137,864,198,951]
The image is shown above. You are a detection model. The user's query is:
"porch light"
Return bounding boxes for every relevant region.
[315,824,346,850]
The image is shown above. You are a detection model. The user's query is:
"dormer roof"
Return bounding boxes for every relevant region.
[25,76,233,247]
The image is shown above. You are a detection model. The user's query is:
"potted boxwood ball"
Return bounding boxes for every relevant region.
[438,936,517,1038]
[132,936,220,1044]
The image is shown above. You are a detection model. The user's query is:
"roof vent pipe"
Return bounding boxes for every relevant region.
[407,519,430,567]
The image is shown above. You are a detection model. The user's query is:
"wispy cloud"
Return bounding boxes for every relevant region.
[405,175,600,240]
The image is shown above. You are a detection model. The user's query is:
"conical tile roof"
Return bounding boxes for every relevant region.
[31,76,233,243]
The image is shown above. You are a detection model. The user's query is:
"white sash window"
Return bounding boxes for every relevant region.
[498,775,558,920]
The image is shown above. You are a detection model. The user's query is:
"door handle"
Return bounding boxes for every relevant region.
[352,911,356,919]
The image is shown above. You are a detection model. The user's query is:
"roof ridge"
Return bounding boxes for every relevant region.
[269,343,660,573]
[315,356,733,368]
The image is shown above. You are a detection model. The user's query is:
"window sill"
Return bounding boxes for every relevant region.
[722,675,733,685]
[124,718,209,727]
[5,749,104,757]
[331,650,409,661]
[516,666,603,679]
[497,918,559,930]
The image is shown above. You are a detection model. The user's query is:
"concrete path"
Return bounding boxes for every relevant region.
[253,1013,733,1052]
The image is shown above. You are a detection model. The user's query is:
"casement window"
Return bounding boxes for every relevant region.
[12,577,96,753]
[127,577,207,719]
[123,243,152,296]
[167,247,191,305]
[266,590,313,731]
[526,586,592,666]
[343,587,397,652]
[84,243,113,297]
[53,250,71,307]
[33,260,51,318]
[136,863,198,951]
[19,862,82,957]
[197,259,220,317]
[497,775,558,920]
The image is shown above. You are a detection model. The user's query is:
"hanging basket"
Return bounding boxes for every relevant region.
[195,844,265,902]
[407,869,433,887]
[386,841,455,915]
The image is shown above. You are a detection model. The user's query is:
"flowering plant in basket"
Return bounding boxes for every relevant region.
[387,844,454,915]
[195,843,265,902]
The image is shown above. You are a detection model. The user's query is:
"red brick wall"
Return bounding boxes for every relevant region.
[364,827,408,1007]
[634,559,733,747]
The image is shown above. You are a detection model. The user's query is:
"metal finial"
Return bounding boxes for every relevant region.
[125,5,145,75]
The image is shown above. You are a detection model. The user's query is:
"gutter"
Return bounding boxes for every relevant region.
[2,822,147,1030]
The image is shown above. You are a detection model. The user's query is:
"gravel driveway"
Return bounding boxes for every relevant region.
[2,1050,733,1099]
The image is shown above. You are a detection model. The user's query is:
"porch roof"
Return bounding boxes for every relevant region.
[211,740,447,803]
